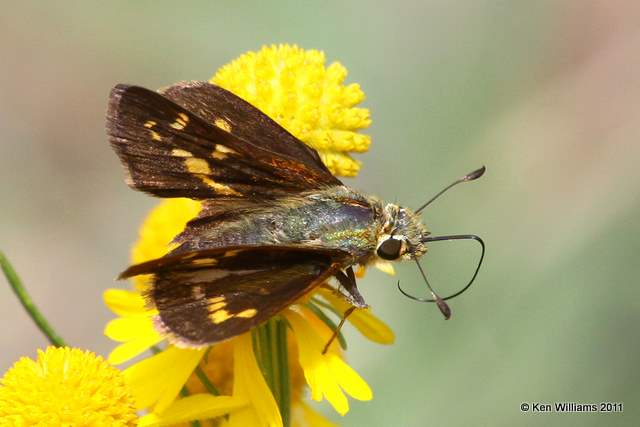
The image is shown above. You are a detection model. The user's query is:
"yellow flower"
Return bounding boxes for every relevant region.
[104,45,393,426]
[0,347,137,426]
[212,44,371,177]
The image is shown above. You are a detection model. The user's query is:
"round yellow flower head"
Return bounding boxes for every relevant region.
[0,347,137,426]
[212,44,371,176]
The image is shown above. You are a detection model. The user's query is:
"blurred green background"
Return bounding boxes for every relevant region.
[1,1,638,426]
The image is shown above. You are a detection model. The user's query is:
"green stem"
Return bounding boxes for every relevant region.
[0,250,66,347]
[254,318,291,427]
[275,318,291,427]
[195,366,220,396]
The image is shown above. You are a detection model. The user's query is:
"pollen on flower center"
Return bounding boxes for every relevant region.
[212,43,372,177]
[0,347,137,426]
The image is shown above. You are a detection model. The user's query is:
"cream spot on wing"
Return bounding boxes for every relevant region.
[178,112,189,122]
[171,148,192,157]
[214,118,232,132]
[144,120,156,128]
[210,309,232,324]
[185,158,211,174]
[201,177,242,196]
[223,249,242,257]
[235,308,257,319]
[192,258,218,266]
[192,285,205,299]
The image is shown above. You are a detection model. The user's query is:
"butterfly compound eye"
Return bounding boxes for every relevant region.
[377,238,403,260]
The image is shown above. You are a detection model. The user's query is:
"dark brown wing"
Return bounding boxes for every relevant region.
[119,245,348,347]
[161,81,335,178]
[106,84,341,200]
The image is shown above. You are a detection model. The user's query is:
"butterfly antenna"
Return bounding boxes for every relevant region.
[397,234,485,317]
[398,259,451,319]
[415,166,485,213]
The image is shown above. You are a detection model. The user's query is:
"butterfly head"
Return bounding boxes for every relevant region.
[376,204,429,262]
[383,166,487,319]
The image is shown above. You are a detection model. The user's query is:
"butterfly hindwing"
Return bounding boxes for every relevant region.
[119,246,348,347]
[107,84,341,200]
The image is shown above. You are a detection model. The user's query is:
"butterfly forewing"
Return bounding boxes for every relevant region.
[161,81,338,182]
[107,84,341,200]
[120,246,348,347]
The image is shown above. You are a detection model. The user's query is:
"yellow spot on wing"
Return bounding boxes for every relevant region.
[171,148,192,157]
[224,250,242,257]
[210,309,232,324]
[185,158,211,174]
[209,296,225,304]
[183,156,242,196]
[201,177,242,197]
[150,130,162,141]
[216,145,237,154]
[170,113,190,130]
[144,120,156,128]
[212,144,239,160]
[209,301,227,311]
[214,118,232,132]
[236,308,257,319]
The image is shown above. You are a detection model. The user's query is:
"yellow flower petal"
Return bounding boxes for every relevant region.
[318,289,395,345]
[292,401,338,427]
[354,265,366,278]
[226,333,282,427]
[326,354,372,401]
[103,288,149,316]
[104,314,163,365]
[104,316,157,342]
[107,337,163,366]
[123,346,205,412]
[285,308,372,416]
[372,259,396,276]
[138,394,247,427]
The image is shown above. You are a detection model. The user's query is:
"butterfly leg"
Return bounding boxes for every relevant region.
[334,266,367,308]
[322,305,356,354]
[321,266,365,354]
